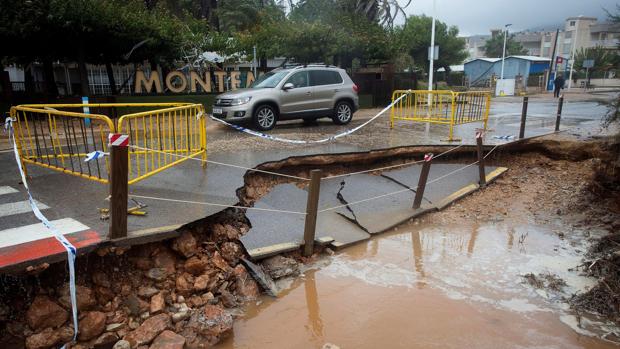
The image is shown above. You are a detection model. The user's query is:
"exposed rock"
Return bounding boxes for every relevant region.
[188,295,205,308]
[219,290,236,308]
[92,271,111,288]
[78,311,107,341]
[138,287,159,298]
[220,242,243,265]
[150,330,185,349]
[59,284,96,311]
[193,275,209,292]
[146,268,168,281]
[212,224,240,241]
[150,293,166,315]
[186,305,232,339]
[25,326,73,349]
[123,313,171,348]
[26,295,68,331]
[201,293,214,304]
[233,265,260,301]
[134,258,153,271]
[184,257,207,276]
[96,286,116,305]
[261,255,299,279]
[93,332,119,349]
[171,232,198,258]
[125,295,149,316]
[175,273,194,296]
[112,340,131,349]
[152,249,177,274]
[171,310,190,323]
[106,323,125,332]
[211,251,232,273]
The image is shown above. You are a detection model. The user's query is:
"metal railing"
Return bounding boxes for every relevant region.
[10,105,115,183]
[389,90,491,141]
[10,103,206,185]
[118,104,206,185]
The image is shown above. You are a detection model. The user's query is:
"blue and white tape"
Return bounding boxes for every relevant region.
[493,135,514,140]
[84,150,107,162]
[5,117,79,345]
[209,90,411,144]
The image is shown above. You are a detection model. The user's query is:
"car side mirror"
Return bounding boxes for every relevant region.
[283,83,294,90]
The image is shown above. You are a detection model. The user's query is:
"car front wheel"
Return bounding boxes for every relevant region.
[252,105,277,131]
[332,101,353,125]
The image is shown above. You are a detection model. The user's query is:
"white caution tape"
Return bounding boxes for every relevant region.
[5,117,79,345]
[209,90,412,144]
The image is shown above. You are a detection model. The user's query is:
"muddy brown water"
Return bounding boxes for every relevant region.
[216,218,618,349]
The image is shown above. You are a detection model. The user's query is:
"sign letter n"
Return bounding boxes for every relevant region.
[135,70,163,93]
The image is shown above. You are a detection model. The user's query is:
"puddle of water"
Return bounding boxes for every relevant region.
[216,219,619,349]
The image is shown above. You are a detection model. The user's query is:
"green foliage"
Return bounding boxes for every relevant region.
[573,46,620,73]
[393,15,467,72]
[483,33,527,58]
[0,0,210,65]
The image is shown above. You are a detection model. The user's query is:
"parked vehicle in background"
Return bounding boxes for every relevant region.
[211,64,359,131]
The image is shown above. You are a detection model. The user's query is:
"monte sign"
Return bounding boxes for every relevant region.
[134,70,257,94]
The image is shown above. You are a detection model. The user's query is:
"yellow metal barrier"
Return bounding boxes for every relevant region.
[118,104,206,185]
[10,103,206,185]
[390,90,491,141]
[10,105,115,183]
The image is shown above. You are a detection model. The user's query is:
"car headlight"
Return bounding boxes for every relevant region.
[230,96,251,106]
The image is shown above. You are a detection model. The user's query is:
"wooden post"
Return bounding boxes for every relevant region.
[519,96,528,139]
[413,154,433,209]
[555,95,564,132]
[109,134,129,239]
[476,133,486,187]
[303,169,322,257]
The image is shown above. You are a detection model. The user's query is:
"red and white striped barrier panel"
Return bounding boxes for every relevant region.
[108,133,129,147]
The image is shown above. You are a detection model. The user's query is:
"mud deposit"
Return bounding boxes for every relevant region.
[214,218,615,349]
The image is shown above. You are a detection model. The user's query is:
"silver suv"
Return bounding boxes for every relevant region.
[211,65,359,131]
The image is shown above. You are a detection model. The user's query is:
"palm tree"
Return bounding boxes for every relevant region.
[353,0,411,27]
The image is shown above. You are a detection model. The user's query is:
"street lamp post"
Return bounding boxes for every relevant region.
[428,0,437,94]
[500,23,512,80]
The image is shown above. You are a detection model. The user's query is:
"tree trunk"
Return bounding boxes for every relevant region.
[77,46,91,96]
[42,57,58,98]
[24,62,35,95]
[0,62,12,101]
[105,61,118,95]
[209,0,219,31]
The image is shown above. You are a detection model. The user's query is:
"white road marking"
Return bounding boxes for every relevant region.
[0,218,89,249]
[0,200,49,218]
[0,186,19,196]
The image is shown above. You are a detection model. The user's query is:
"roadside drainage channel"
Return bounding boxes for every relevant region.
[239,158,507,260]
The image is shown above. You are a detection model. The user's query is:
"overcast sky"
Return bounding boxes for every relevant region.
[403,0,619,36]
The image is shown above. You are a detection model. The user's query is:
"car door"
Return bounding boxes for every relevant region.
[309,69,344,111]
[279,71,314,116]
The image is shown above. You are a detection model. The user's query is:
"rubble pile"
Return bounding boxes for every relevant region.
[0,212,261,349]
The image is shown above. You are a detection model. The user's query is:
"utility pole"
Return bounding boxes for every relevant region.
[500,24,512,80]
[548,29,560,91]
[568,24,579,89]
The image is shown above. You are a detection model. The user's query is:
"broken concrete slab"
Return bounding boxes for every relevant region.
[380,163,499,204]
[240,184,369,259]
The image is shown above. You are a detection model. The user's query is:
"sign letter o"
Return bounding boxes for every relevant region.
[166,71,188,93]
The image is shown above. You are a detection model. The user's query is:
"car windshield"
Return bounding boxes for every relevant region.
[250,71,289,88]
